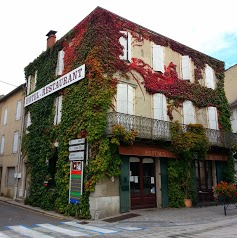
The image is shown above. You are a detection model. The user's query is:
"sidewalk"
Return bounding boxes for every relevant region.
[1,196,237,226]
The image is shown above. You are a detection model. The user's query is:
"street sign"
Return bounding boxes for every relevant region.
[69,144,85,152]
[69,138,85,145]
[69,151,84,161]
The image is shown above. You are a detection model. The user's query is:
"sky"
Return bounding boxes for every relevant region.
[0,0,236,96]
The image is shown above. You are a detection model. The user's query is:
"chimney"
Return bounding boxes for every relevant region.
[46,30,57,49]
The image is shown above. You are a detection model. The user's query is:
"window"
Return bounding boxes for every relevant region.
[56,50,65,75]
[16,100,22,120]
[205,65,215,89]
[119,31,132,62]
[116,83,134,114]
[183,100,195,124]
[7,167,15,188]
[34,70,38,90]
[153,93,167,121]
[54,95,62,125]
[208,107,218,130]
[0,135,5,155]
[152,45,164,73]
[181,55,191,80]
[3,108,7,125]
[26,111,32,128]
[13,131,19,154]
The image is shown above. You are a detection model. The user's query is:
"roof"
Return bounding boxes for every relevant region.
[225,64,237,72]
[0,83,25,103]
[230,99,237,107]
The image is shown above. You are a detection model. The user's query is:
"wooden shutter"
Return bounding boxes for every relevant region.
[127,85,134,114]
[119,31,131,62]
[153,93,167,120]
[0,136,5,154]
[57,95,63,124]
[183,100,195,124]
[117,84,128,113]
[56,50,65,75]
[13,131,19,153]
[3,108,8,125]
[205,65,215,89]
[16,100,22,120]
[181,55,191,80]
[208,107,218,130]
[153,45,164,73]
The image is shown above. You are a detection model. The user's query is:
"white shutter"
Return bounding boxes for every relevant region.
[119,31,132,62]
[183,100,195,124]
[56,50,65,75]
[27,75,31,95]
[181,55,191,80]
[3,108,8,125]
[205,65,215,89]
[57,95,63,124]
[127,85,134,114]
[16,100,22,120]
[117,84,128,113]
[0,136,5,154]
[208,107,218,130]
[34,70,38,89]
[13,131,19,153]
[26,112,32,128]
[153,93,167,120]
[152,45,164,73]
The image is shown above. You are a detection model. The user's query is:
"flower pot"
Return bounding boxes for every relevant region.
[184,198,192,208]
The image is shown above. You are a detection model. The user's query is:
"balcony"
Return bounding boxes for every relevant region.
[106,112,237,148]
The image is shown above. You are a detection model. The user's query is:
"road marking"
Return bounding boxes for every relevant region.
[63,221,118,234]
[0,232,10,238]
[8,225,53,238]
[36,223,88,237]
[119,226,143,231]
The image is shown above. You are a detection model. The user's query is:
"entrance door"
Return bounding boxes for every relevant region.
[130,157,157,209]
[195,160,214,203]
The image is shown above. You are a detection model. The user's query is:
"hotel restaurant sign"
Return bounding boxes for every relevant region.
[24,64,85,107]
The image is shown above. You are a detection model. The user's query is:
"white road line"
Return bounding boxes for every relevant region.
[36,223,88,237]
[119,226,143,231]
[0,232,10,238]
[63,221,118,234]
[8,225,53,238]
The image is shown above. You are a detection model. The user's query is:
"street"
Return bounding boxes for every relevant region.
[1,201,237,237]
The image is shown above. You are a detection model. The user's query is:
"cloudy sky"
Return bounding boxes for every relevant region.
[0,0,236,95]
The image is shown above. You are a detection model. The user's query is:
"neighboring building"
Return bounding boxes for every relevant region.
[24,7,236,219]
[0,84,25,198]
[225,64,237,133]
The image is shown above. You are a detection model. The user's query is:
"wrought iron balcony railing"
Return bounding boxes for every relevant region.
[106,112,237,148]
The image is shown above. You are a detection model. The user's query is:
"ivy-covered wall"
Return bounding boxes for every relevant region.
[24,7,233,216]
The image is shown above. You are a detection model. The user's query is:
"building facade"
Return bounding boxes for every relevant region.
[24,7,236,219]
[0,84,25,198]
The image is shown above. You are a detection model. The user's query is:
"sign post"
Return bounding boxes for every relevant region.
[68,138,86,204]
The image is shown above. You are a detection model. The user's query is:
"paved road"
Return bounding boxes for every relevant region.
[1,199,237,237]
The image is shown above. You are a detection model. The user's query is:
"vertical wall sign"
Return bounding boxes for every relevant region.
[68,138,86,204]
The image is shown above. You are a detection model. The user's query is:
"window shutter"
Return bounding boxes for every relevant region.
[181,55,191,80]
[205,65,215,89]
[13,131,19,153]
[153,93,167,120]
[56,50,65,75]
[117,84,128,113]
[183,100,195,124]
[152,45,164,73]
[119,31,132,62]
[208,107,218,130]
[34,70,38,90]
[26,112,32,128]
[0,136,5,154]
[57,95,63,124]
[27,75,31,95]
[3,108,8,125]
[16,100,22,120]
